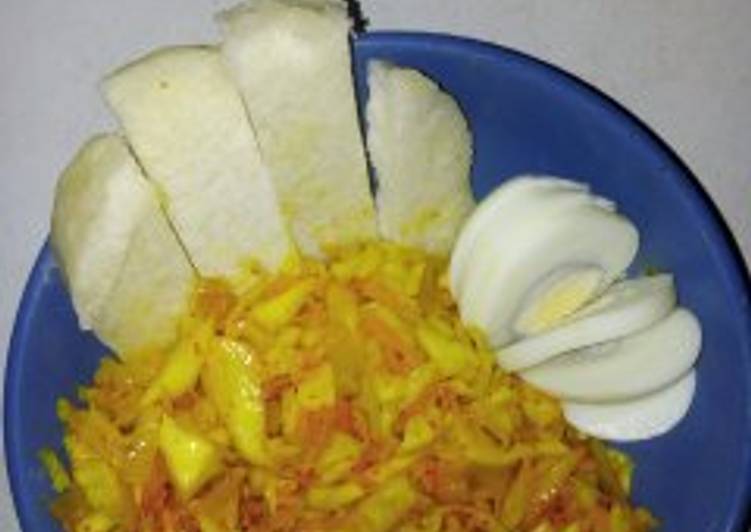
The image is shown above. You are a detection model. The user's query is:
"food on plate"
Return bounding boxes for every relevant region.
[498,275,677,371]
[451,176,639,347]
[45,243,657,531]
[365,60,475,254]
[103,46,293,278]
[219,0,377,256]
[563,370,697,441]
[159,415,222,499]
[521,308,702,402]
[50,134,194,353]
[450,177,588,295]
[449,175,701,440]
[40,0,703,527]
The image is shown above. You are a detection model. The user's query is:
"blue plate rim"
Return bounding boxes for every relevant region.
[5,241,54,532]
[359,33,751,531]
[5,30,751,531]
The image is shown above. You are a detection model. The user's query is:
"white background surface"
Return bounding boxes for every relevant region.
[1,1,750,529]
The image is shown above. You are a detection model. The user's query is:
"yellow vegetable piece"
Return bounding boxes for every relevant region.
[324,323,365,396]
[64,437,127,520]
[500,461,534,529]
[610,504,633,532]
[75,513,117,532]
[39,449,71,493]
[251,279,316,330]
[201,339,268,465]
[282,363,336,437]
[454,419,567,467]
[159,416,221,499]
[528,455,578,519]
[141,332,205,406]
[400,415,435,453]
[529,522,555,532]
[398,509,444,532]
[297,363,336,410]
[367,455,416,485]
[317,432,363,484]
[197,517,223,532]
[574,480,599,509]
[191,467,243,530]
[326,283,359,331]
[404,261,426,297]
[306,482,365,510]
[416,320,474,377]
[331,244,382,280]
[363,363,437,438]
[521,389,562,428]
[366,371,406,436]
[352,476,418,531]
[606,447,636,494]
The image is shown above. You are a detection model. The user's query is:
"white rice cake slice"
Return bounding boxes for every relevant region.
[219,0,377,256]
[366,61,475,255]
[51,134,195,354]
[103,46,293,277]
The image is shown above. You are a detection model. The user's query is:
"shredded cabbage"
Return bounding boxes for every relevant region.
[44,241,657,531]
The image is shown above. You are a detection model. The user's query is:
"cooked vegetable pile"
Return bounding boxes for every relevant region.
[44,243,656,531]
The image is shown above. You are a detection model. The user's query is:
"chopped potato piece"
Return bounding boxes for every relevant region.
[141,328,207,405]
[202,339,268,465]
[251,279,316,331]
[159,416,221,499]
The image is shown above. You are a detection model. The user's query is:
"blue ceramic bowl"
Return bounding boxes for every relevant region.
[6,32,751,532]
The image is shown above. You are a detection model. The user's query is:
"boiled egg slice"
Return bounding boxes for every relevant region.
[498,274,677,371]
[563,370,696,441]
[521,308,702,402]
[450,176,589,295]
[459,193,638,347]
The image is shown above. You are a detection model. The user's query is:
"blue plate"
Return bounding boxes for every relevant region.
[6,32,751,531]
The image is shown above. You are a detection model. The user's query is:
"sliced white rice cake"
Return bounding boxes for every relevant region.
[219,0,376,256]
[366,61,474,255]
[103,46,293,277]
[51,134,195,354]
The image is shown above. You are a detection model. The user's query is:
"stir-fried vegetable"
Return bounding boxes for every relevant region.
[45,242,656,531]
